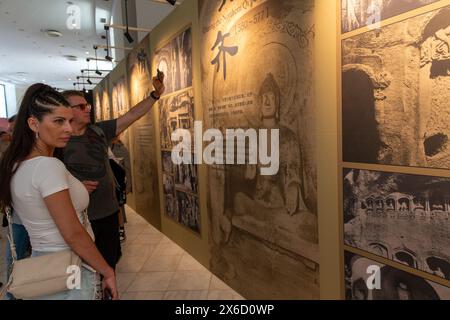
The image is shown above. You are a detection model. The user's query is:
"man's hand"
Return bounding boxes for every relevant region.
[82,180,99,194]
[152,71,165,98]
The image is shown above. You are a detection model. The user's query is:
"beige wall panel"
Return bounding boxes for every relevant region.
[126,34,161,229]
[150,0,210,268]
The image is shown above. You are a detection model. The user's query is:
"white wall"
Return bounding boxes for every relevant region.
[110,0,126,62]
[135,0,174,43]
[14,85,28,113]
[108,0,178,63]
[0,81,19,117]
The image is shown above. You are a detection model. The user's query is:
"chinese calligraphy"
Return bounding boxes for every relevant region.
[211,31,238,80]
[137,48,149,74]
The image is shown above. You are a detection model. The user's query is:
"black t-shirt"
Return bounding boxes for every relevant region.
[63,120,118,221]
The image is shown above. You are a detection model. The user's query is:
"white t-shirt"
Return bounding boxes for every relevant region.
[11,156,91,252]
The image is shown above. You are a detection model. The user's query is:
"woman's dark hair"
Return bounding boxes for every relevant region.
[0,83,70,211]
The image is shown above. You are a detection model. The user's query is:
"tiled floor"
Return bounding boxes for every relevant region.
[0,206,244,300]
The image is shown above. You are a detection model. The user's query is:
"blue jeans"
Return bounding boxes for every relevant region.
[5,223,30,300]
[27,250,101,300]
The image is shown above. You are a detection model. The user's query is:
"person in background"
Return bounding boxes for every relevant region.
[0,128,7,289]
[0,131,10,157]
[110,135,132,242]
[0,84,118,299]
[62,73,164,270]
[2,114,33,300]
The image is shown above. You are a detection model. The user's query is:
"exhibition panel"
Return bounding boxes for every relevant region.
[340,0,450,300]
[126,34,161,229]
[199,0,319,299]
[155,26,201,235]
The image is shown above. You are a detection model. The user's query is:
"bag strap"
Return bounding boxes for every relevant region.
[5,207,17,262]
[0,207,17,298]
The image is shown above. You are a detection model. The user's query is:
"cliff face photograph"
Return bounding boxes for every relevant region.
[344,169,450,280]
[343,6,450,168]
[345,251,450,300]
[341,0,439,32]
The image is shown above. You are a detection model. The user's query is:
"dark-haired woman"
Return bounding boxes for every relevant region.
[0,84,118,300]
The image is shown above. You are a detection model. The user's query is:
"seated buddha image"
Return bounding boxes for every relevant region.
[233,73,310,219]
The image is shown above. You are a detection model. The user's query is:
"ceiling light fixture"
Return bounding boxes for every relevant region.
[93,45,102,75]
[104,26,113,61]
[63,54,78,61]
[123,0,134,43]
[87,70,93,84]
[43,29,62,38]
[81,69,111,73]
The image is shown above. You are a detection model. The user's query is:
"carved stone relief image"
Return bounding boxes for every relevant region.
[342,6,450,169]
[93,89,102,122]
[344,168,450,280]
[154,27,192,96]
[101,84,111,121]
[345,251,450,300]
[342,0,440,33]
[159,88,195,150]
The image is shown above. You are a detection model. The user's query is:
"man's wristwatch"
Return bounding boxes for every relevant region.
[150,90,160,100]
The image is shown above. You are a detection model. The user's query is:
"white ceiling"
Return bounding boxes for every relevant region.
[0,0,181,91]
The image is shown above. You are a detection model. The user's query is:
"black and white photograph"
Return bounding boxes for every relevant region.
[342,6,450,169]
[174,153,198,194]
[345,251,450,300]
[159,88,195,150]
[163,173,175,195]
[162,151,174,174]
[164,194,177,221]
[101,86,111,121]
[111,76,129,119]
[344,168,450,280]
[93,89,102,122]
[163,172,177,221]
[127,35,152,106]
[341,0,440,33]
[176,190,200,234]
[154,27,192,96]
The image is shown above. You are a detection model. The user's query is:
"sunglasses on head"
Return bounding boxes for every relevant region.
[71,103,91,111]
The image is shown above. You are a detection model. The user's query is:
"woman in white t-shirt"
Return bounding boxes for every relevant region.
[0,84,118,300]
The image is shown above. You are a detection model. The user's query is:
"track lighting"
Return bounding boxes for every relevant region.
[104,26,114,61]
[124,31,134,44]
[93,45,102,75]
[124,0,134,43]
